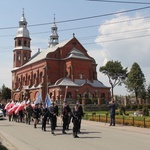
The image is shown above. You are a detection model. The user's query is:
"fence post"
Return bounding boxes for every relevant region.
[106,114,108,124]
[99,114,100,122]
[144,118,146,128]
[123,116,124,125]
[132,117,134,126]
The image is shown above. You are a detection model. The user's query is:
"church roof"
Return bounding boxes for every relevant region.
[64,47,92,60]
[16,12,30,38]
[54,77,79,87]
[50,77,109,88]
[23,39,70,67]
[74,79,109,88]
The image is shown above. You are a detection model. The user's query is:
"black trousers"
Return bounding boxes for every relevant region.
[110,114,115,126]
[50,116,55,132]
[78,118,82,131]
[42,118,47,130]
[73,119,79,136]
[62,117,69,132]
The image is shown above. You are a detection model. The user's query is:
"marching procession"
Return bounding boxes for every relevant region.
[1,97,84,138]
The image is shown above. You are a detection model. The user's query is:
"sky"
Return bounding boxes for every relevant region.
[0,0,150,96]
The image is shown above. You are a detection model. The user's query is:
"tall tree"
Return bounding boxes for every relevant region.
[125,62,146,103]
[146,84,150,100]
[138,84,146,100]
[100,60,128,97]
[1,84,11,100]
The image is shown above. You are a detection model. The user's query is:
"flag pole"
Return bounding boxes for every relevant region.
[64,86,68,101]
[45,65,48,102]
[46,65,48,96]
[40,83,42,103]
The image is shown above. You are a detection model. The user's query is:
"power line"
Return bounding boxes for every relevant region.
[79,27,150,40]
[87,0,150,5]
[1,24,150,46]
[71,24,149,41]
[1,33,150,52]
[0,15,149,38]
[0,5,150,30]
[84,34,150,45]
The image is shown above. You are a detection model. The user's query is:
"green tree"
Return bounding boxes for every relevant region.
[138,84,146,100]
[146,84,150,100]
[99,60,128,97]
[125,62,146,103]
[1,84,11,100]
[143,105,149,116]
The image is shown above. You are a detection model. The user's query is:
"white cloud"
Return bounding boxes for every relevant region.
[90,14,150,95]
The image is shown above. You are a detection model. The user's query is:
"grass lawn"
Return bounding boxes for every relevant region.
[84,110,150,121]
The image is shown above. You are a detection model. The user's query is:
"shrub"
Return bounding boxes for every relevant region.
[85,99,93,104]
[143,106,149,116]
[126,104,131,110]
[138,104,143,109]
[131,104,138,110]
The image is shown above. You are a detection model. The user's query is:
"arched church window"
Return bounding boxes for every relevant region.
[34,74,36,84]
[18,40,21,46]
[28,75,31,86]
[24,54,27,60]
[28,75,30,80]
[18,53,21,60]
[85,93,89,99]
[101,93,105,99]
[85,90,90,99]
[66,92,72,98]
[24,40,27,46]
[28,41,30,47]
[39,72,43,83]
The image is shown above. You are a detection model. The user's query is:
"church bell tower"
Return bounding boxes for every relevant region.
[48,15,59,48]
[13,10,31,68]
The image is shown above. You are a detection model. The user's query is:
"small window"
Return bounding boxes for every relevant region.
[18,53,21,60]
[24,55,27,60]
[24,40,27,46]
[18,40,21,46]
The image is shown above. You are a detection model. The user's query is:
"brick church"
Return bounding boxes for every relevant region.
[11,12,110,104]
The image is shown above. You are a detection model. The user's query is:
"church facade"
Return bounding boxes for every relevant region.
[11,12,110,104]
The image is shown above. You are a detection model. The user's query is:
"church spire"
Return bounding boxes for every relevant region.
[48,14,59,48]
[16,9,30,38]
[13,11,31,68]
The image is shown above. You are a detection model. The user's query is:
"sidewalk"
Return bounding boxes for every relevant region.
[82,119,150,135]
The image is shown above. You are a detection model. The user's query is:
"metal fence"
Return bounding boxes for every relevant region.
[83,113,150,128]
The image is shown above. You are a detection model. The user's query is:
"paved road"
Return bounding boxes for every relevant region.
[0,117,150,150]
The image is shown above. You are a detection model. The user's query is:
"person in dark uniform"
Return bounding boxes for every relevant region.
[1,103,6,117]
[76,100,84,133]
[33,103,40,128]
[61,101,70,134]
[72,105,80,138]
[41,103,49,131]
[66,103,71,130]
[25,101,33,125]
[54,102,59,129]
[18,109,24,123]
[108,98,116,126]
[49,102,57,134]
